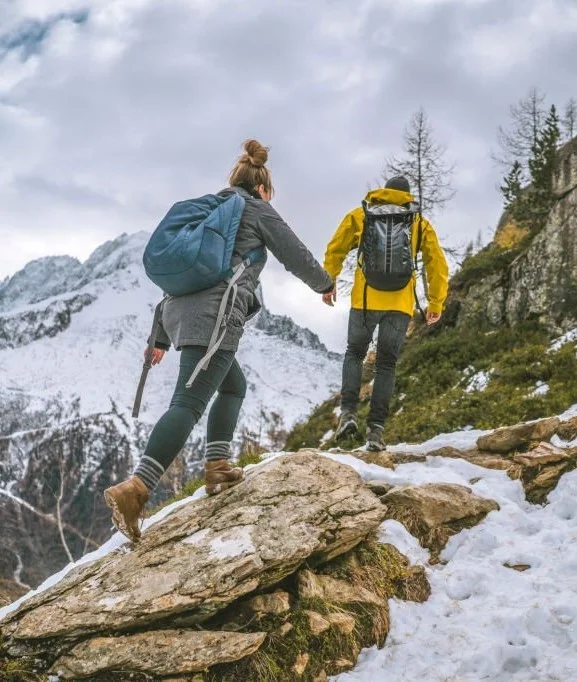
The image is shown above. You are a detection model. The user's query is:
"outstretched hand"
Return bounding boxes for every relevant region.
[144,347,166,366]
[426,311,441,326]
[322,287,337,307]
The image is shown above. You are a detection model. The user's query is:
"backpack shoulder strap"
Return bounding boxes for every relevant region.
[416,212,424,253]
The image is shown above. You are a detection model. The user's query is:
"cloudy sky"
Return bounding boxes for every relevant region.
[1,0,577,350]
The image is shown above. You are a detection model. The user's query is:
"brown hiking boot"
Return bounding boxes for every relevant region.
[104,476,149,543]
[205,459,244,496]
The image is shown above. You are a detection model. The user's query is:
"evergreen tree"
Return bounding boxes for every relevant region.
[500,160,524,210]
[527,104,560,231]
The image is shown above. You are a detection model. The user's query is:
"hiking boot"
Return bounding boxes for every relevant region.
[104,476,149,543]
[366,424,386,452]
[205,459,244,496]
[335,412,358,439]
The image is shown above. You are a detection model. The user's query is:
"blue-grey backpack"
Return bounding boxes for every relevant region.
[133,190,264,417]
[143,191,262,296]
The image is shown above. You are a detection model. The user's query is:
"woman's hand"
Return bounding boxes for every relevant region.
[144,347,166,366]
[426,311,441,326]
[322,287,337,307]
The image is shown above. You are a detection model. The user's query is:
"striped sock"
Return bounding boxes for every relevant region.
[134,455,165,492]
[205,441,232,462]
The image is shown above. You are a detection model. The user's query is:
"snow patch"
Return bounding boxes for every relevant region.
[334,459,577,682]
[209,526,255,559]
[531,381,550,397]
[182,528,211,546]
[549,328,577,353]
[465,369,493,393]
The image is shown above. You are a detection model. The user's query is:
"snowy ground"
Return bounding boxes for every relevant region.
[2,425,576,681]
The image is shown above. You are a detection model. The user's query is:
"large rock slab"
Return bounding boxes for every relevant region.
[1,453,385,654]
[513,441,570,467]
[51,629,266,680]
[476,417,560,454]
[382,483,499,562]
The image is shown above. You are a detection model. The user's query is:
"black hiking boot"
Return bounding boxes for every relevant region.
[336,412,358,439]
[366,424,386,452]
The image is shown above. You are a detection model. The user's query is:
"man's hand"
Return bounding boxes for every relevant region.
[426,311,441,326]
[322,287,337,307]
[144,347,166,365]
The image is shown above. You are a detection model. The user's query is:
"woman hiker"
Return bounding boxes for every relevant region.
[104,140,334,543]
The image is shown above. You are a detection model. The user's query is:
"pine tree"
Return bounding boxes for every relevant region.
[527,104,560,231]
[500,160,524,210]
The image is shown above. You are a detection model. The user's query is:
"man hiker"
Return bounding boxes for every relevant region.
[322,175,449,451]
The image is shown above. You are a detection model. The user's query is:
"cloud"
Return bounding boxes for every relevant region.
[0,0,576,345]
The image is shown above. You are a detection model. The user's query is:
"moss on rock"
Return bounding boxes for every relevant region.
[203,536,428,682]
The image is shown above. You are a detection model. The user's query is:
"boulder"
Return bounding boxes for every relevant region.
[555,415,577,441]
[293,652,310,676]
[51,630,266,680]
[326,612,356,635]
[1,453,385,656]
[304,610,331,635]
[353,451,396,469]
[427,446,467,459]
[513,441,570,467]
[476,417,560,453]
[382,483,499,561]
[298,569,386,607]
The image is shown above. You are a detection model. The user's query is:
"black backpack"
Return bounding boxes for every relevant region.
[358,201,424,315]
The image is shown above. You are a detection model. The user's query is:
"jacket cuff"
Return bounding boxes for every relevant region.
[154,341,171,350]
[427,302,444,315]
[320,282,335,294]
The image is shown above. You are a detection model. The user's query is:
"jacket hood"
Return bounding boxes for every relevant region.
[364,187,415,205]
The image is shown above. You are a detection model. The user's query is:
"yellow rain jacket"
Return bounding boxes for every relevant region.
[323,188,449,316]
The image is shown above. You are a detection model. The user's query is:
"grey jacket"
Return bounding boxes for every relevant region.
[154,187,333,353]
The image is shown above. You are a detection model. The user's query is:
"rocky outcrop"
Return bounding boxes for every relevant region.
[381,483,500,562]
[0,293,96,350]
[454,137,577,333]
[1,454,394,680]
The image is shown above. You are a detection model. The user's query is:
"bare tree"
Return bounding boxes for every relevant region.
[384,107,455,216]
[494,87,547,174]
[56,456,74,563]
[384,107,455,300]
[563,97,577,142]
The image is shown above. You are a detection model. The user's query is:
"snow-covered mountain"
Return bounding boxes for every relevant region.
[0,232,341,590]
[0,231,340,432]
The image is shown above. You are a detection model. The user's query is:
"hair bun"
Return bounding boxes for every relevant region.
[242,139,269,168]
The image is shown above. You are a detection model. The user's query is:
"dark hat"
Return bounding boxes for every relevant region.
[385,175,411,193]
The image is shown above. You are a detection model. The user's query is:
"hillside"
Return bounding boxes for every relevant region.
[287,138,577,452]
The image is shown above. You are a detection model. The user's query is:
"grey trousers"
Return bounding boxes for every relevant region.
[341,309,410,427]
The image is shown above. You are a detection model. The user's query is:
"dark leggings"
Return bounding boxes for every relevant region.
[143,346,246,470]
